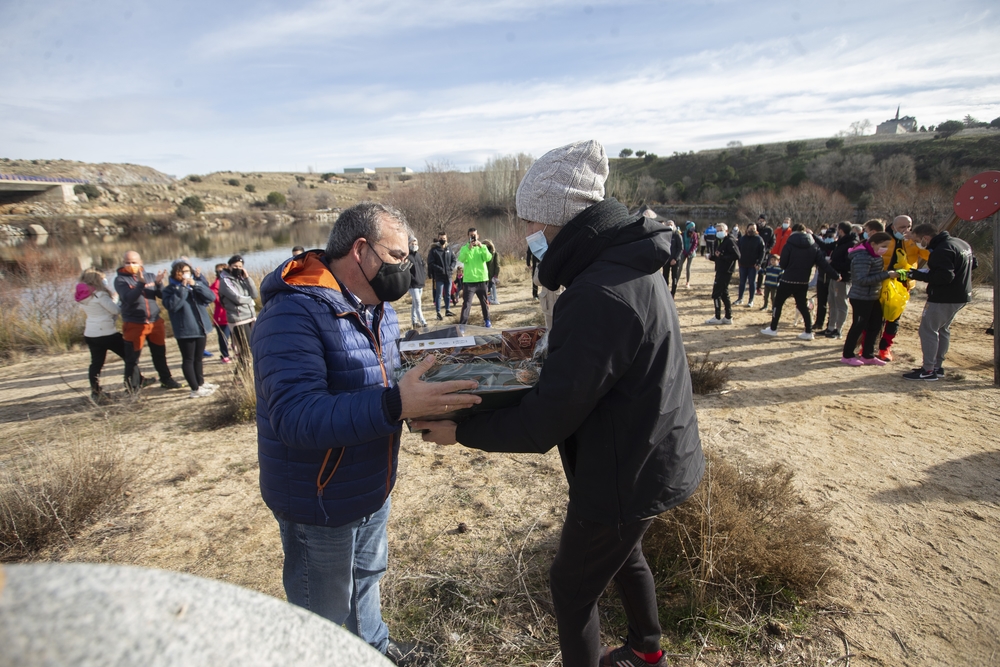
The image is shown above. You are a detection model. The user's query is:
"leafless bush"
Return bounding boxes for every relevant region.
[805,152,874,194]
[606,165,639,207]
[386,163,478,238]
[478,153,534,213]
[636,174,662,204]
[646,449,836,616]
[0,249,85,359]
[482,213,528,262]
[870,154,916,192]
[0,428,138,561]
[739,183,853,229]
[688,352,730,394]
[207,355,256,427]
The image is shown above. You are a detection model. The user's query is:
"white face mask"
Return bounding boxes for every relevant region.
[716,231,726,239]
[915,241,927,250]
[666,225,676,232]
[526,229,548,261]
[781,222,790,229]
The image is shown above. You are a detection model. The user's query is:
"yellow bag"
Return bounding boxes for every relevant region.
[879,278,909,321]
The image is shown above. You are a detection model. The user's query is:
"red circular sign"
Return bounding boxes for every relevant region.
[953,171,1000,221]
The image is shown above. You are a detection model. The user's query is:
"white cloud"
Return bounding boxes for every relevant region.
[193,0,595,57]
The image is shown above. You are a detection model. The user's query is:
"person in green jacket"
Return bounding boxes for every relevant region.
[457,227,493,327]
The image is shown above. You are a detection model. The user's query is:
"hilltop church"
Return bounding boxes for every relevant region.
[876,107,918,134]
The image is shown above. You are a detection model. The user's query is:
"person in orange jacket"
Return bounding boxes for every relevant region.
[771,217,793,256]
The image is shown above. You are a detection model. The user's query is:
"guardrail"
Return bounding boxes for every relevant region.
[0,173,87,183]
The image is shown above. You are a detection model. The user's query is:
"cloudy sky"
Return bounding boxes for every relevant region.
[2,0,998,177]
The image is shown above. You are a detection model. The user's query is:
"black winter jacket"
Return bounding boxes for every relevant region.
[778,232,839,284]
[427,244,456,281]
[709,234,740,274]
[909,232,973,304]
[758,224,775,251]
[829,232,858,281]
[737,235,765,268]
[114,268,162,324]
[660,229,683,278]
[456,200,704,526]
[408,251,427,288]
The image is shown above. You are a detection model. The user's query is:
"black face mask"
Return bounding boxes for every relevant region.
[359,242,411,302]
[438,239,447,246]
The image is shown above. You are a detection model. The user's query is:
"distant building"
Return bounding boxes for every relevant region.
[344,167,375,174]
[876,107,918,135]
[373,167,414,174]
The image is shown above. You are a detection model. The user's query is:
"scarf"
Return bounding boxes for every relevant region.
[536,197,637,291]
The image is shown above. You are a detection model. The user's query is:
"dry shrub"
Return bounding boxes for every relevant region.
[0,248,85,359]
[688,352,730,394]
[646,450,836,617]
[211,359,256,426]
[383,522,561,666]
[0,429,138,561]
[498,258,529,286]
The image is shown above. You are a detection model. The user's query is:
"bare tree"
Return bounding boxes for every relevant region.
[385,162,477,238]
[636,174,661,203]
[805,152,874,194]
[479,153,534,214]
[285,187,315,211]
[739,183,852,228]
[605,166,638,207]
[848,119,873,136]
[870,154,916,193]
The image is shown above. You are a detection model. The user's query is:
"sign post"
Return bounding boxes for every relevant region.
[953,171,1000,385]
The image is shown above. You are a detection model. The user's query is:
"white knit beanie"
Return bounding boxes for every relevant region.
[516,140,608,227]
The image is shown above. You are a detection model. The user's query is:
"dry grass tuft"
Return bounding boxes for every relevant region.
[646,450,836,624]
[688,352,730,394]
[208,360,257,426]
[0,427,139,561]
[0,249,86,360]
[383,519,561,665]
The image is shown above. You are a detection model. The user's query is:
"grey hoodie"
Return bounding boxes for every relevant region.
[218,269,260,326]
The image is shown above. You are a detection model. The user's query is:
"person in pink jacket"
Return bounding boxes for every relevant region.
[209,263,232,363]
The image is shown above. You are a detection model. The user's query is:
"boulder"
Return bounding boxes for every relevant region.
[0,563,390,667]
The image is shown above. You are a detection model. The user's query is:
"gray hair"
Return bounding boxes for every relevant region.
[325,201,411,259]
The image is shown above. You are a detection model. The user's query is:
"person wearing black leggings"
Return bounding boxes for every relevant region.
[841,231,896,366]
[75,269,129,402]
[161,261,218,398]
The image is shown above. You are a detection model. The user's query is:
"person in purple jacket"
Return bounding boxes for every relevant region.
[251,202,480,666]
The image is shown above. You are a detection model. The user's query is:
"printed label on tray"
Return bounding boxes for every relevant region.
[399,336,478,352]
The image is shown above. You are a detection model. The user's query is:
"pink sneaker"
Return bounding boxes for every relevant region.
[862,356,887,366]
[221,357,232,364]
[840,357,864,366]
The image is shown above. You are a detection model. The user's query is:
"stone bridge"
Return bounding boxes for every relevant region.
[0,173,86,205]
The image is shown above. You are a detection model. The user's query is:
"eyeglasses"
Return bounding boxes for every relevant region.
[367,239,409,262]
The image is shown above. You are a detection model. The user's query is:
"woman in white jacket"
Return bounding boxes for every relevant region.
[75,269,128,401]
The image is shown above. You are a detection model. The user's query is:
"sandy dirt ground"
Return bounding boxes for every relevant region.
[1,257,997,666]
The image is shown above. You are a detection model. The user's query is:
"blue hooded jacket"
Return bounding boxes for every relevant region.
[252,251,402,527]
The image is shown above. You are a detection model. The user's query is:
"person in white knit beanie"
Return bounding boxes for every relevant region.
[415,139,704,667]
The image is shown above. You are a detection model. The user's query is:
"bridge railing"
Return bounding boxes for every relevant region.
[0,173,88,184]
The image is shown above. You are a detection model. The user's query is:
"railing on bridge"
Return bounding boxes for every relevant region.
[0,173,87,184]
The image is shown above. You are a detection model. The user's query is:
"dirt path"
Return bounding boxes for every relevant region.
[1,258,997,665]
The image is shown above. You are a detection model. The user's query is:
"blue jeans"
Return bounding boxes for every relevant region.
[274,497,391,653]
[432,277,450,314]
[737,266,757,301]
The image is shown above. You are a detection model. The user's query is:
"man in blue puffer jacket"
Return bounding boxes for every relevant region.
[252,202,481,665]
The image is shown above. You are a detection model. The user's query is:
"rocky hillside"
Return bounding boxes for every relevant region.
[0,158,175,186]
